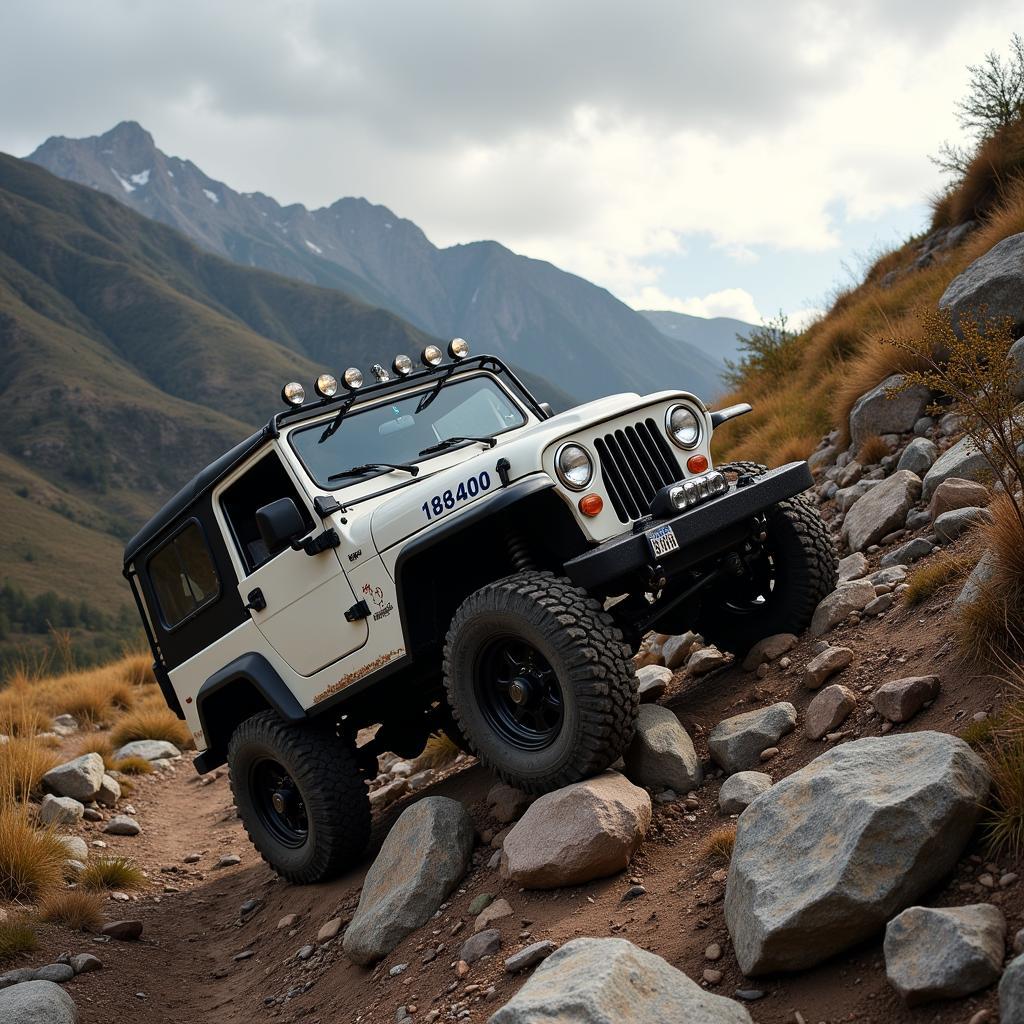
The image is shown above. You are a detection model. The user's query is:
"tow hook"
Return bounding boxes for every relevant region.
[645,562,667,591]
[751,514,768,542]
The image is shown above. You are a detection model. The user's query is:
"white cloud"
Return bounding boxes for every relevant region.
[627,286,764,323]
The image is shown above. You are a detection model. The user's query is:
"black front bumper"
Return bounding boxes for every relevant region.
[563,461,813,591]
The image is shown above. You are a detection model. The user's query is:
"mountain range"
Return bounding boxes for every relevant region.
[29,122,746,405]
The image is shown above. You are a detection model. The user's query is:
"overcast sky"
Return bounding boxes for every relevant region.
[1,0,1020,326]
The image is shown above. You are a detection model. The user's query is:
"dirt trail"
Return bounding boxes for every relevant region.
[28,569,1024,1024]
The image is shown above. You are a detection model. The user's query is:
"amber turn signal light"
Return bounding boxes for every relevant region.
[686,454,709,474]
[578,493,604,517]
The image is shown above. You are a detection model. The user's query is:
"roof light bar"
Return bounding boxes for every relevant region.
[448,337,470,360]
[342,367,364,390]
[314,373,339,399]
[281,381,305,407]
[392,354,414,376]
[421,344,443,367]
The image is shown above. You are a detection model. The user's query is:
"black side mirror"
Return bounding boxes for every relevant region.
[256,497,306,552]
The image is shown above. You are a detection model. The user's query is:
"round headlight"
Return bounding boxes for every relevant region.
[666,405,701,449]
[448,337,470,360]
[421,344,443,367]
[314,373,339,399]
[342,367,364,390]
[281,381,305,407]
[392,354,414,376]
[555,443,593,491]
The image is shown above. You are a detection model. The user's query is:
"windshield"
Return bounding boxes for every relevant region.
[289,375,527,488]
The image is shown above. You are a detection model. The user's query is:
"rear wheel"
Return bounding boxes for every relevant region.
[228,712,370,884]
[443,571,637,793]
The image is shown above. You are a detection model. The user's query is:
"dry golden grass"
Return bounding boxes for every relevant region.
[856,434,892,466]
[109,705,191,750]
[0,736,59,804]
[0,809,66,902]
[0,916,38,961]
[699,825,736,864]
[417,731,461,769]
[79,855,146,892]
[982,731,1024,857]
[110,755,153,776]
[38,888,105,931]
[903,551,972,606]
[76,734,115,768]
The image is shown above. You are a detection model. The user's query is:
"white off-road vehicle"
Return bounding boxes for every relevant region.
[124,341,836,882]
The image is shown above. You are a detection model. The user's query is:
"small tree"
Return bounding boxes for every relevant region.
[723,310,799,390]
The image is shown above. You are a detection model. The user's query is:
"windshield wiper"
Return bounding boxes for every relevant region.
[418,435,498,457]
[328,462,420,482]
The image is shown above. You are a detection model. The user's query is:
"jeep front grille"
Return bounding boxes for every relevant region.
[594,418,682,522]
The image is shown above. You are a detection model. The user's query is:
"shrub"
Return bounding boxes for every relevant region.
[77,734,115,768]
[856,434,891,467]
[699,825,736,864]
[38,888,105,931]
[110,706,191,750]
[0,810,66,902]
[110,755,153,776]
[79,855,146,892]
[0,916,37,961]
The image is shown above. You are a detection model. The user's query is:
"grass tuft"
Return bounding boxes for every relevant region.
[903,551,972,606]
[983,731,1024,857]
[0,809,67,902]
[0,736,59,804]
[0,916,38,962]
[700,825,736,864]
[38,888,105,931]
[417,731,461,770]
[109,706,191,751]
[79,855,146,892]
[856,434,892,466]
[110,755,153,776]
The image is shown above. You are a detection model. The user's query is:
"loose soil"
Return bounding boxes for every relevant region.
[23,547,1024,1024]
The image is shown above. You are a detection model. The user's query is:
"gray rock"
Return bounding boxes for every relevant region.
[842,471,922,552]
[50,715,79,736]
[718,772,773,814]
[688,646,729,676]
[934,506,991,542]
[885,903,1005,1006]
[837,552,869,583]
[872,676,940,723]
[836,461,863,488]
[802,646,854,689]
[69,953,101,975]
[849,375,931,451]
[54,835,88,862]
[708,703,797,774]
[505,940,558,973]
[724,732,990,975]
[939,231,1024,335]
[864,593,894,616]
[866,565,909,587]
[103,815,141,836]
[929,476,991,519]
[922,438,990,502]
[488,937,753,1024]
[42,753,105,803]
[460,928,501,964]
[96,774,121,808]
[113,739,181,762]
[101,920,143,941]
[0,981,77,1023]
[623,705,703,793]
[486,784,531,825]
[810,580,876,636]
[955,550,997,611]
[634,665,672,704]
[741,634,797,672]
[1000,952,1024,1022]
[32,965,73,984]
[1011,336,1024,400]
[343,796,474,965]
[804,685,857,740]
[662,632,698,670]
[37,795,84,827]
[0,968,37,989]
[897,437,938,477]
[835,479,882,512]
[913,416,935,436]
[880,537,933,568]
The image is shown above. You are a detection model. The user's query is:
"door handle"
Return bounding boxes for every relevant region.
[245,588,267,612]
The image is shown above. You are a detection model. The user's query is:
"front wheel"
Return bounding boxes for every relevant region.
[228,712,370,884]
[443,571,638,793]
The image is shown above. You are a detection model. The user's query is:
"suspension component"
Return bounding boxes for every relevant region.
[506,526,536,572]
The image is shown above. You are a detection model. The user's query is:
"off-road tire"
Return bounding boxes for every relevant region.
[228,711,370,884]
[695,461,837,655]
[443,570,638,793]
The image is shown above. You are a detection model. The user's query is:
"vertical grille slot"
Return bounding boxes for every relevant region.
[596,418,682,523]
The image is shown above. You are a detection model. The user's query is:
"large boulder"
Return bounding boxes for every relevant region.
[1001,952,1024,1022]
[922,438,990,502]
[929,477,990,518]
[938,230,1024,335]
[0,980,77,1022]
[897,437,938,477]
[343,796,474,965]
[724,732,990,975]
[623,705,703,793]
[487,937,752,1024]
[841,471,922,552]
[884,903,1005,1006]
[707,703,797,774]
[849,375,931,451]
[501,772,650,889]
[42,753,104,803]
[112,739,181,762]
[809,581,875,636]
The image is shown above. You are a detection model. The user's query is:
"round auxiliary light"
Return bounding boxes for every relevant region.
[555,442,594,491]
[392,354,414,377]
[314,373,339,399]
[281,381,305,407]
[666,404,701,449]
[686,453,709,474]
[421,344,444,367]
[342,367,364,390]
[448,337,470,360]
[578,493,604,517]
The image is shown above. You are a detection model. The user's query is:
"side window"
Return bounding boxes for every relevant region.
[148,521,220,629]
[221,453,314,573]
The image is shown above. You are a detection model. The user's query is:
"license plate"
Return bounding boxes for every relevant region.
[647,524,679,559]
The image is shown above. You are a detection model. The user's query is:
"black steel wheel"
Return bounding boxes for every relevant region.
[228,712,370,884]
[443,570,637,793]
